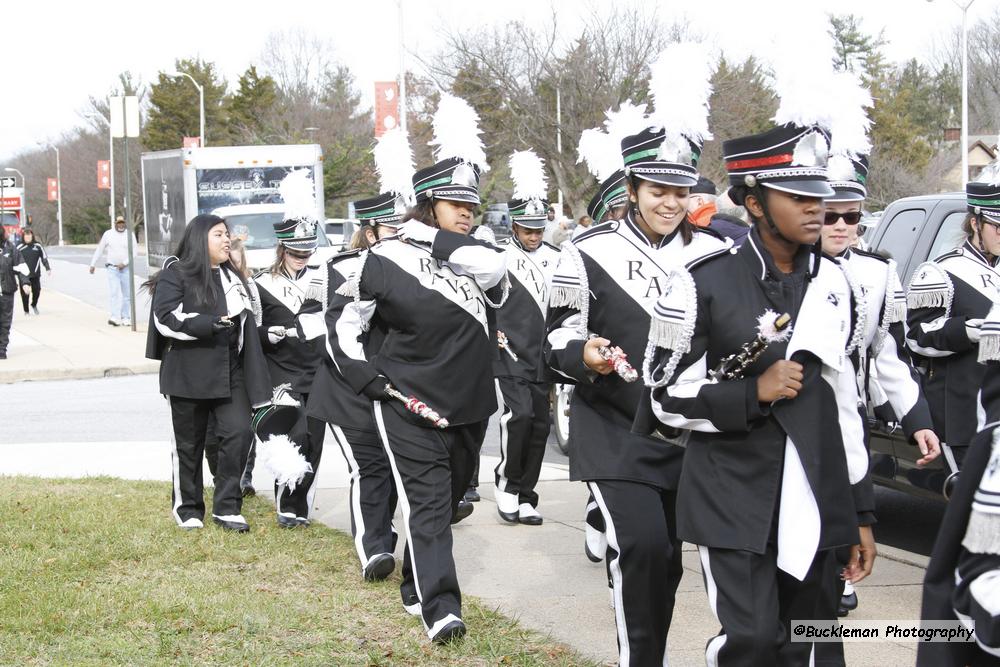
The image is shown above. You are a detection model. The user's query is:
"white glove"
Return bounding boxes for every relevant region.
[966,318,984,344]
[267,326,287,345]
[396,220,438,245]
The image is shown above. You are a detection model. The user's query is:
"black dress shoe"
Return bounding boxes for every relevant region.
[464,486,481,502]
[241,483,256,497]
[451,500,474,524]
[363,552,396,582]
[840,591,858,611]
[837,604,850,617]
[277,514,299,529]
[431,619,467,645]
[213,516,250,532]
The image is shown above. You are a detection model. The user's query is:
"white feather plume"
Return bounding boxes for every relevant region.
[373,127,415,198]
[647,42,714,146]
[603,100,650,144]
[577,100,650,182]
[828,71,873,158]
[256,434,313,492]
[827,154,857,182]
[509,150,547,201]
[429,93,490,171]
[771,30,840,131]
[279,170,318,222]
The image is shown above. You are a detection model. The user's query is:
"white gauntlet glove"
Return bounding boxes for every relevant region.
[267,326,287,345]
[966,318,984,344]
[397,220,438,245]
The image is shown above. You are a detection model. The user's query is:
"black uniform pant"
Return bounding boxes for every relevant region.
[329,423,398,570]
[587,479,684,667]
[374,400,486,637]
[168,372,252,522]
[813,546,851,667]
[698,544,833,667]
[495,377,550,506]
[19,276,40,312]
[273,391,325,519]
[0,293,12,354]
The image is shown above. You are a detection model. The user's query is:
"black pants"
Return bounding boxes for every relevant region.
[273,392,325,520]
[698,544,832,667]
[495,377,550,506]
[374,400,485,638]
[813,546,851,667]
[168,371,252,522]
[588,479,684,666]
[0,293,12,354]
[19,276,40,312]
[329,424,398,570]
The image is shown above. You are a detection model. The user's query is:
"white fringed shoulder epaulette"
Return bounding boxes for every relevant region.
[548,241,591,335]
[333,250,371,333]
[303,266,329,311]
[836,256,868,356]
[979,303,1000,363]
[643,267,698,388]
[872,259,905,356]
[907,261,954,316]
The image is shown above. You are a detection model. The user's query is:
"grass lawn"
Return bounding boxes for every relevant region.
[0,476,595,666]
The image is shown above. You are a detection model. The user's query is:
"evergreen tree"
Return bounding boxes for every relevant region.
[142,58,228,151]
[225,66,279,144]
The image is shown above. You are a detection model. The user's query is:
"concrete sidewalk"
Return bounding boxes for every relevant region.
[1,439,927,666]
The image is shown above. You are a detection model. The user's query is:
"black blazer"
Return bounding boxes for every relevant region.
[145,258,271,405]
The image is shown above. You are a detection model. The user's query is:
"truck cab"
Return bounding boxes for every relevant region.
[212,203,338,274]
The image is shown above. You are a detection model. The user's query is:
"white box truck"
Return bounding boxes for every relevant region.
[141,144,335,270]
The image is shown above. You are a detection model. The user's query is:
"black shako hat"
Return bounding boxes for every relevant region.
[412,157,482,206]
[967,181,1000,224]
[827,154,869,202]
[587,169,629,223]
[723,124,835,199]
[354,192,407,228]
[507,197,549,229]
[273,217,318,251]
[621,126,700,188]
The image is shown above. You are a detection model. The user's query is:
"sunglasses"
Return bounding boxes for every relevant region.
[286,250,315,260]
[823,211,862,226]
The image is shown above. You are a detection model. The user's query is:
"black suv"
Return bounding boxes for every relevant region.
[864,192,968,501]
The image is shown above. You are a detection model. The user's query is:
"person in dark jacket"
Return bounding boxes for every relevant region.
[16,228,50,315]
[0,227,29,359]
[145,215,272,532]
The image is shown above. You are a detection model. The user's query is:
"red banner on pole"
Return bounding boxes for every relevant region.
[47,178,58,201]
[374,81,400,137]
[183,136,201,148]
[98,160,111,190]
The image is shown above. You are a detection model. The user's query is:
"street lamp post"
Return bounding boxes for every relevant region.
[169,71,206,148]
[51,146,64,246]
[4,168,25,228]
[931,0,977,187]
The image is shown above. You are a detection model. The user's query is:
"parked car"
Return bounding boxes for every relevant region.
[481,204,512,242]
[864,192,968,501]
[324,218,359,250]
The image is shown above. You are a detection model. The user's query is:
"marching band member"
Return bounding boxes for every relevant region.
[906,167,1000,472]
[326,94,507,645]
[492,150,561,525]
[252,171,328,528]
[635,51,878,663]
[307,127,411,581]
[920,305,1000,666]
[546,45,729,665]
[145,215,271,532]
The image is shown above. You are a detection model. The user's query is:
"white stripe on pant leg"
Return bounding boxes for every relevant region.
[588,481,630,667]
[494,378,513,492]
[374,401,428,631]
[331,424,371,571]
[170,431,185,526]
[698,545,727,667]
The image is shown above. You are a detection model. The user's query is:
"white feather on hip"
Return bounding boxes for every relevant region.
[256,434,313,491]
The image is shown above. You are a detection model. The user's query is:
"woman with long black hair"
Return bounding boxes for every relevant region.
[145,214,271,532]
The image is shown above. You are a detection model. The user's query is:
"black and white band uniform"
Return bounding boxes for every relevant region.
[545,124,731,664]
[634,121,877,666]
[307,247,398,581]
[145,216,272,533]
[906,189,1000,471]
[252,253,327,527]
[492,232,559,524]
[326,220,507,642]
[16,230,50,314]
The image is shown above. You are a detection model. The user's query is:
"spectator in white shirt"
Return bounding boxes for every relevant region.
[89,216,136,326]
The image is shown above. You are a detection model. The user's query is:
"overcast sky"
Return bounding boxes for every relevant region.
[2,0,996,161]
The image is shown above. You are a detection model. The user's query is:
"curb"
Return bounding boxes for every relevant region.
[0,362,159,384]
[877,544,930,569]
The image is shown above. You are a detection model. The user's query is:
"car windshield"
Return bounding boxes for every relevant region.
[225,212,329,250]
[1,212,20,227]
[326,222,343,235]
